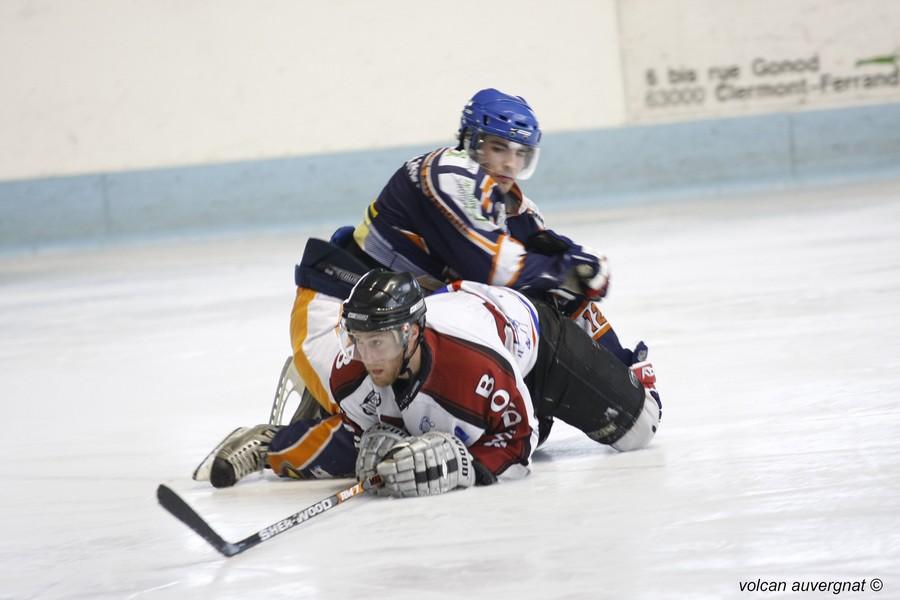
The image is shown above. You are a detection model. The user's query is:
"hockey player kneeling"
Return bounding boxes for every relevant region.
[333,270,661,498]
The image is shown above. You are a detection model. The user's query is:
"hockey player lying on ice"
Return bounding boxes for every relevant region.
[193,88,661,495]
[197,266,661,497]
[333,269,659,496]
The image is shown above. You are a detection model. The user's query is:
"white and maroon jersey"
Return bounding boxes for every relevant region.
[353,146,570,290]
[330,286,541,480]
[432,281,540,376]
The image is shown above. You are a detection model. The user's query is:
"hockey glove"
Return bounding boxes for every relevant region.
[524,229,573,255]
[356,423,411,485]
[376,432,475,498]
[570,248,610,300]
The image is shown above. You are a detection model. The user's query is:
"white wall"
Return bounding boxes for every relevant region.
[0,0,624,180]
[3,1,899,249]
[618,0,900,123]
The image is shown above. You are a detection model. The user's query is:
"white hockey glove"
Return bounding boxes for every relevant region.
[376,432,475,498]
[356,423,411,485]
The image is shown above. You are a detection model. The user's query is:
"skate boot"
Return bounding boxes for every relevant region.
[193,424,278,488]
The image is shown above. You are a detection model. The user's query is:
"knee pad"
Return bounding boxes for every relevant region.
[611,387,661,452]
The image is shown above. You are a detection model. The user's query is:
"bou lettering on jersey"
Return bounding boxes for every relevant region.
[474,373,523,429]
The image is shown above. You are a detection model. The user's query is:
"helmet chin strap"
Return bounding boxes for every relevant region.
[397,323,425,379]
[393,327,426,411]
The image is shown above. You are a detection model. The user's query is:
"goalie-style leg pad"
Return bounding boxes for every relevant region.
[526,299,652,447]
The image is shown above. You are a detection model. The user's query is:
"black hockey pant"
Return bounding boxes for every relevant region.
[525,299,646,446]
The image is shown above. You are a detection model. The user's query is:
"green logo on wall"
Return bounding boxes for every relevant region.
[856,52,898,67]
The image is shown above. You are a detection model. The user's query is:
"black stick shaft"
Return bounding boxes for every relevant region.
[157,477,380,557]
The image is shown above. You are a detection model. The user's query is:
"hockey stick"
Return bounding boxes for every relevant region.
[157,476,381,557]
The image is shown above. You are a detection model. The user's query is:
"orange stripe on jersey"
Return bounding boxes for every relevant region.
[266,414,344,475]
[487,234,525,286]
[399,228,429,253]
[290,288,340,414]
[591,320,612,340]
[420,150,501,256]
[480,175,496,214]
[569,300,590,319]
[487,234,508,283]
[507,183,524,212]
[504,243,526,288]
[573,301,611,341]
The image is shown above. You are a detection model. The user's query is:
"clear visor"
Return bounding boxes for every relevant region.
[339,323,410,363]
[467,132,541,181]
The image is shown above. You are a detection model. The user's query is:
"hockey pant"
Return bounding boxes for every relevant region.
[525,299,656,450]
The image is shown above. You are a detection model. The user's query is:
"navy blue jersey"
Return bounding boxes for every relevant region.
[353,147,579,293]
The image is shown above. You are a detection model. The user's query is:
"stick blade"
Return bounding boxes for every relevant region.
[156,484,238,557]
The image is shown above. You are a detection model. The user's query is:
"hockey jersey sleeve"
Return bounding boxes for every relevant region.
[465,376,535,482]
[421,331,537,481]
[362,148,595,294]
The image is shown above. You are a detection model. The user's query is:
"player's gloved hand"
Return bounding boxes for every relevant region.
[570,247,610,299]
[376,432,475,498]
[524,229,573,255]
[356,423,410,487]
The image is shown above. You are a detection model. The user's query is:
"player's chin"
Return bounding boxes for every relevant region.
[493,175,515,192]
[366,366,395,386]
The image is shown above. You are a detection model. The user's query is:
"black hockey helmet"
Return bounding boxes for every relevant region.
[341,269,426,333]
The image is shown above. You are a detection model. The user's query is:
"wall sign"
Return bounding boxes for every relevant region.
[619,0,900,122]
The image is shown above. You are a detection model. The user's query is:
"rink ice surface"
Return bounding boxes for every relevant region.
[2,179,899,599]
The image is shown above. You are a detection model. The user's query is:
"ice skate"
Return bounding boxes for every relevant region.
[192,424,278,488]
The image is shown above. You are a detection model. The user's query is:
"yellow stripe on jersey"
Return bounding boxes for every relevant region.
[353,200,378,250]
[290,288,340,414]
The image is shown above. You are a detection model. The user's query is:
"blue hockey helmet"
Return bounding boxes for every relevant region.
[458,88,542,180]
[459,88,542,147]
